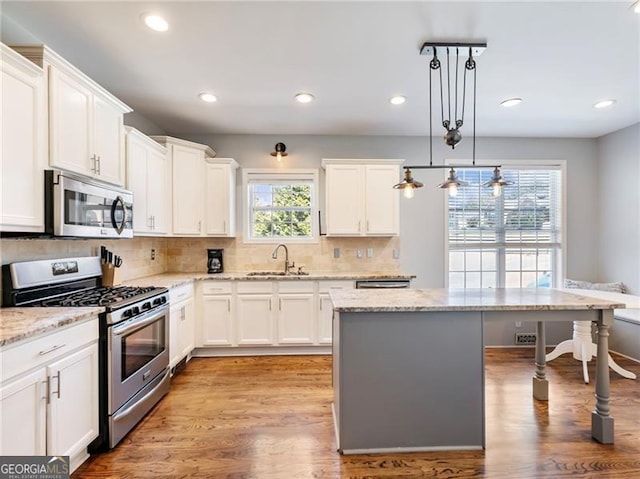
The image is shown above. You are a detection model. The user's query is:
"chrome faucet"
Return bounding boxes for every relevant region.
[272,243,293,274]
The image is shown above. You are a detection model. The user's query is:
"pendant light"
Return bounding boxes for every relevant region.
[393,169,424,198]
[483,167,513,197]
[393,42,509,198]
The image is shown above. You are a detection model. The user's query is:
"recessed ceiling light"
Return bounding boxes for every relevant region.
[633,0,640,14]
[593,99,616,109]
[500,98,523,108]
[199,92,217,103]
[389,95,406,105]
[294,93,314,104]
[142,14,169,32]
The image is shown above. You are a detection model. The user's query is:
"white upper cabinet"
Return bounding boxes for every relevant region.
[151,136,239,237]
[11,45,132,186]
[322,159,403,236]
[125,127,168,235]
[205,158,238,236]
[1,43,47,233]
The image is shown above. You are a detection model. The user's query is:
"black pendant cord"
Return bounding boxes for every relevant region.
[438,56,444,129]
[446,48,451,128]
[461,55,467,128]
[472,55,477,166]
[429,57,433,166]
[454,47,459,128]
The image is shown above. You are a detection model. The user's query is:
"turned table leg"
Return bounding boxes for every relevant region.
[592,310,614,444]
[533,321,549,400]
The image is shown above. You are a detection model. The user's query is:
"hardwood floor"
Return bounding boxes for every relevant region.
[73,349,640,478]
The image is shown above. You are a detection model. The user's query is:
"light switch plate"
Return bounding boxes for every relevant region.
[333,248,340,258]
[393,249,400,259]
[356,248,363,259]
[367,248,374,258]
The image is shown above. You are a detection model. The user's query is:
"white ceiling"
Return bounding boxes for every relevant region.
[1,1,639,138]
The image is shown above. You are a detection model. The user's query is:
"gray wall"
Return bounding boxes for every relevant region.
[597,123,640,360]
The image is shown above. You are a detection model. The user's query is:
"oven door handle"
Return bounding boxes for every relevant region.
[112,306,167,337]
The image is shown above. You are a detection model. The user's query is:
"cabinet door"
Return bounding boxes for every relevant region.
[200,295,234,346]
[146,148,168,234]
[318,293,334,344]
[93,95,125,185]
[277,293,315,344]
[178,297,196,359]
[236,295,273,345]
[325,164,364,235]
[0,368,47,455]
[1,50,46,232]
[172,145,204,235]
[48,66,93,176]
[46,343,99,458]
[364,164,399,235]
[126,133,150,233]
[204,162,232,236]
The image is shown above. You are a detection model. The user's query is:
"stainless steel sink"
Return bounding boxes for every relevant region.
[246,271,310,276]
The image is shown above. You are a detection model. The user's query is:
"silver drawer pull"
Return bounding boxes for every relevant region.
[38,344,66,356]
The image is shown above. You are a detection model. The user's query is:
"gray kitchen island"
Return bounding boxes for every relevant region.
[329,288,624,454]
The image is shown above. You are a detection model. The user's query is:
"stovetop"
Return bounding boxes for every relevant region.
[39,285,164,308]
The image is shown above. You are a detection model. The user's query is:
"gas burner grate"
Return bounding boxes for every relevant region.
[41,286,160,307]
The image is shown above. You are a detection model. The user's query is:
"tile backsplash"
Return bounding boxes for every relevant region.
[0,234,400,296]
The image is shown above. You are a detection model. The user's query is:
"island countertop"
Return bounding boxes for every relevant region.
[329,288,626,312]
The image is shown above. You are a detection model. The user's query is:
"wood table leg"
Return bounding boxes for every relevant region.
[592,310,614,444]
[533,321,548,400]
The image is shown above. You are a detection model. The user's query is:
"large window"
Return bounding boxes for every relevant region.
[447,163,563,289]
[243,169,318,243]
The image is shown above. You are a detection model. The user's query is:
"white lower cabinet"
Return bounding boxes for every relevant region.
[277,283,315,345]
[237,282,274,345]
[318,281,354,344]
[169,284,195,368]
[0,318,99,473]
[199,282,234,347]
[195,279,357,352]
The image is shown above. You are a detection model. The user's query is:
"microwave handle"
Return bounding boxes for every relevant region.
[111,195,126,234]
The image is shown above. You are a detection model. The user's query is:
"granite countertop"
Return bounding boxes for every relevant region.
[123,272,415,289]
[329,288,626,313]
[0,307,102,348]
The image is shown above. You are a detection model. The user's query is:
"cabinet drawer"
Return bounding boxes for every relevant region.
[170,283,194,303]
[237,281,273,294]
[201,282,232,295]
[278,281,315,294]
[1,318,98,381]
[318,280,354,293]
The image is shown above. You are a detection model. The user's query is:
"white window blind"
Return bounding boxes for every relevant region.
[448,166,563,289]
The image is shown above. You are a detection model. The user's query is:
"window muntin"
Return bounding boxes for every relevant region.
[447,166,562,289]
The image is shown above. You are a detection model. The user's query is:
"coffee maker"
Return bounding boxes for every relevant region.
[207,249,224,273]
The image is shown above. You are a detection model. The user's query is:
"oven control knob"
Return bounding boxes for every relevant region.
[132,306,140,316]
[153,298,161,306]
[142,302,151,310]
[122,309,132,319]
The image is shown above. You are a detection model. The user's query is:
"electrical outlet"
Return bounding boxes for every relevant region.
[515,332,536,345]
[356,248,363,259]
[515,321,522,328]
[151,249,156,260]
[393,249,400,259]
[367,248,374,258]
[333,248,340,258]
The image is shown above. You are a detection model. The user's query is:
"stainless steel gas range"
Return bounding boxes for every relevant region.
[2,256,171,450]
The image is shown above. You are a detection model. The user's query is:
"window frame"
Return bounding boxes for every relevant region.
[242,168,320,244]
[444,159,567,289]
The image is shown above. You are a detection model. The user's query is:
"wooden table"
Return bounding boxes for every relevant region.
[330,288,624,454]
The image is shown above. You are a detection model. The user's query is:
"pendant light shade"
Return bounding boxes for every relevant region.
[483,167,513,197]
[270,142,288,162]
[393,169,424,199]
[437,168,469,197]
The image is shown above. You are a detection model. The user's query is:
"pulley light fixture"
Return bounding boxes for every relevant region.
[393,41,512,198]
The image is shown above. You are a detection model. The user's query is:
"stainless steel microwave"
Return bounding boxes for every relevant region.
[45,170,133,238]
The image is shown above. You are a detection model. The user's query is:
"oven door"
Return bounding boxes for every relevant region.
[48,170,133,238]
[108,304,169,413]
